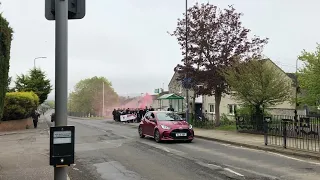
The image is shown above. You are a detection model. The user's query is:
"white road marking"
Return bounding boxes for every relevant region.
[72,167,80,171]
[139,141,186,155]
[224,164,278,179]
[219,142,320,166]
[267,152,320,166]
[224,168,244,177]
[163,147,170,153]
[207,163,222,169]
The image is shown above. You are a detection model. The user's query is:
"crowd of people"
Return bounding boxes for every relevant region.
[112,106,155,123]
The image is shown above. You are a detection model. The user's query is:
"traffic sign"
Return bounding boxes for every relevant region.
[45,0,86,20]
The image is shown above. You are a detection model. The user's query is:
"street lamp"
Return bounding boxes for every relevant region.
[185,0,190,123]
[34,57,47,68]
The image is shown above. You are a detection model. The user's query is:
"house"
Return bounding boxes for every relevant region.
[168,59,305,121]
[168,67,204,118]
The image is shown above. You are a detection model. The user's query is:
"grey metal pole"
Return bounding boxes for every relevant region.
[185,0,189,123]
[102,81,105,117]
[54,0,68,179]
[294,58,298,121]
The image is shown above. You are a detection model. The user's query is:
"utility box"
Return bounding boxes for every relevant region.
[50,126,75,167]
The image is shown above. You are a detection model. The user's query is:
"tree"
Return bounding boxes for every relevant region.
[223,59,291,129]
[0,12,13,120]
[43,100,55,109]
[14,68,52,104]
[298,44,320,106]
[69,76,119,115]
[171,3,268,125]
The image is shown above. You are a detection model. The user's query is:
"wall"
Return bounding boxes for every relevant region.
[168,71,195,111]
[0,118,33,132]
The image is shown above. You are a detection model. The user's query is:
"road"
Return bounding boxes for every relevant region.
[46,116,320,180]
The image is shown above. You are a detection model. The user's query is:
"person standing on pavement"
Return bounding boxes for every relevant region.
[167,105,174,112]
[31,110,40,128]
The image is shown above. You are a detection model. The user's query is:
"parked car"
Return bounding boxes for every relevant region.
[138,111,194,143]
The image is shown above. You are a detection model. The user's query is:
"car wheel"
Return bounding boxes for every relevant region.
[138,126,145,138]
[186,139,193,143]
[154,129,161,143]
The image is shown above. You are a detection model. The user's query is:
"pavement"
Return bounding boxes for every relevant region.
[64,117,320,180]
[0,117,53,180]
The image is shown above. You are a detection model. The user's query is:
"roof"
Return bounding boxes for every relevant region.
[157,93,184,100]
[286,73,296,81]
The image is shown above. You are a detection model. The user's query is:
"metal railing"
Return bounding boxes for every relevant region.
[264,116,320,153]
[236,114,320,153]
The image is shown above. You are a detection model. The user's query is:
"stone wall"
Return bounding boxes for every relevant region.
[0,118,33,132]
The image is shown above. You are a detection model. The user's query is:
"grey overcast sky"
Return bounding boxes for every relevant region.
[1,0,320,99]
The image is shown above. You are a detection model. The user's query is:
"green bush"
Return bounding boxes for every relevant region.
[2,92,39,121]
[220,113,235,126]
[236,105,270,117]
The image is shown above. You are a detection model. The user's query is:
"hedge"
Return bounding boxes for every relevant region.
[0,12,14,120]
[2,92,39,121]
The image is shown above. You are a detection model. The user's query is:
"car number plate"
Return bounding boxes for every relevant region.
[176,133,187,137]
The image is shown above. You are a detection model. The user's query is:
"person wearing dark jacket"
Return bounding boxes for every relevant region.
[149,106,154,111]
[31,110,40,128]
[51,112,55,122]
[167,105,174,112]
[112,109,116,121]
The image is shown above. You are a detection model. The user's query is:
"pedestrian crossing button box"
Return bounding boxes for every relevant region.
[50,126,75,167]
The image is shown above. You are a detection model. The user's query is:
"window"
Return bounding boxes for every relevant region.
[156,112,183,121]
[228,104,237,115]
[209,104,215,113]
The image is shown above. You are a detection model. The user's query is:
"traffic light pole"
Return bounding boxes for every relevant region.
[54,0,68,179]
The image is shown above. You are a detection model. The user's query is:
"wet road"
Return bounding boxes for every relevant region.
[48,117,320,180]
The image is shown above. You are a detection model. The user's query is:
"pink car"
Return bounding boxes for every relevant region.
[138,111,194,143]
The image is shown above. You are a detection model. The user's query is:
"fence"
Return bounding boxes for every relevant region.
[236,114,320,153]
[265,116,320,153]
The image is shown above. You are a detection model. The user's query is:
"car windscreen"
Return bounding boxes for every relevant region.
[156,112,183,121]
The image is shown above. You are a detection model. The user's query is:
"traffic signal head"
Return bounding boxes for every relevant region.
[45,0,86,20]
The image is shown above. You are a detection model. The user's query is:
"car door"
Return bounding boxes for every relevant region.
[143,112,152,135]
[148,113,157,136]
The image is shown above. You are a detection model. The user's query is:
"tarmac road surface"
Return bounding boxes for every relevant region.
[47,117,320,180]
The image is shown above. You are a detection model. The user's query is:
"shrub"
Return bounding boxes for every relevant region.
[236,105,270,117]
[2,91,39,121]
[0,13,14,120]
[220,113,235,126]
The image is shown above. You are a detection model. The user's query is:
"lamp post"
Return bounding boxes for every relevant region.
[295,58,299,120]
[34,57,47,68]
[185,0,190,123]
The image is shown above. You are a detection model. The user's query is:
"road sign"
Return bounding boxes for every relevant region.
[45,0,86,20]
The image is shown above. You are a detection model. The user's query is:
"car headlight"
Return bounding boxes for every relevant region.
[161,125,170,130]
[189,124,193,129]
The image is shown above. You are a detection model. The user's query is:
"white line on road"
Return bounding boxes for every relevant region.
[207,163,222,169]
[220,142,320,166]
[224,168,244,177]
[267,152,320,166]
[224,164,278,179]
